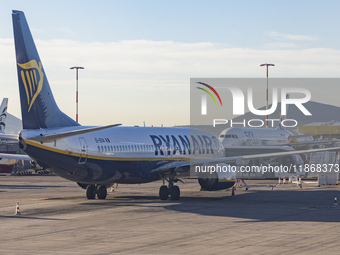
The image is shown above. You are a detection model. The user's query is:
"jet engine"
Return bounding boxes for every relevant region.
[198,163,236,191]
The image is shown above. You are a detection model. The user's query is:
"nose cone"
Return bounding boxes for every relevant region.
[220,137,234,147]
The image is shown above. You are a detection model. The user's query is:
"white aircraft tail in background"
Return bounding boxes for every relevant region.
[0,98,8,133]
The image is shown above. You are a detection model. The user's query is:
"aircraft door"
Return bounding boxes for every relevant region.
[78,137,88,164]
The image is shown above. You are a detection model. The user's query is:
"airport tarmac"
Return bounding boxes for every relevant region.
[0,175,340,255]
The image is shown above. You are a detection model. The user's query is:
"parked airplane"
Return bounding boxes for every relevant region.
[219,119,330,148]
[0,97,31,166]
[219,122,336,154]
[218,94,332,149]
[219,126,291,147]
[6,10,339,200]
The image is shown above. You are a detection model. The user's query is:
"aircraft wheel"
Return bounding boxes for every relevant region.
[86,185,96,199]
[97,185,107,199]
[159,185,169,200]
[170,185,180,200]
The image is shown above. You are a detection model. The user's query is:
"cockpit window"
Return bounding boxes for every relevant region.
[222,134,238,138]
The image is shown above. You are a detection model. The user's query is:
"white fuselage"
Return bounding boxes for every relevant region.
[219,127,291,147]
[19,126,225,184]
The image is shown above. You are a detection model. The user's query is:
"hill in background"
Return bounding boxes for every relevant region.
[5,101,340,137]
[187,101,340,136]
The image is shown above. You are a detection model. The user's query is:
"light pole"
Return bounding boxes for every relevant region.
[260,63,275,128]
[70,66,84,123]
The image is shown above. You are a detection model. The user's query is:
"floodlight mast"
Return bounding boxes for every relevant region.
[260,63,275,128]
[70,66,84,123]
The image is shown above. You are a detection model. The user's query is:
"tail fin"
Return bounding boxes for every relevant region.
[12,10,79,129]
[278,112,284,130]
[278,94,290,130]
[0,98,8,133]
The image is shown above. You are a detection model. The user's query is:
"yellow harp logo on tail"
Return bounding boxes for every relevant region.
[17,60,44,112]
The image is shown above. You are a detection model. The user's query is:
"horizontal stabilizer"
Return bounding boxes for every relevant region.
[0,153,31,162]
[0,133,19,141]
[30,124,122,143]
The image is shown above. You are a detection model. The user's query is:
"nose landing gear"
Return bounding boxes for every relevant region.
[159,170,182,201]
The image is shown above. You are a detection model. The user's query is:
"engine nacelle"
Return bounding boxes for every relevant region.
[198,163,236,191]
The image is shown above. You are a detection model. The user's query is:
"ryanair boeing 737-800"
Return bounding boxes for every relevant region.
[4,10,339,200]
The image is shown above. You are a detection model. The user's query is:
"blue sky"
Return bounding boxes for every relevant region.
[2,1,339,47]
[0,1,340,126]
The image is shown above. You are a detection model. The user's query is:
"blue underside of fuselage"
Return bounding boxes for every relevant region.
[24,144,161,185]
[24,144,235,190]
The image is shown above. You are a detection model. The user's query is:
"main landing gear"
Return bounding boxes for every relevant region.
[86,184,107,200]
[159,170,182,201]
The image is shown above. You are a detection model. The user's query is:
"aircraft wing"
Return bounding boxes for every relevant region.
[284,140,338,147]
[290,133,340,138]
[150,146,340,176]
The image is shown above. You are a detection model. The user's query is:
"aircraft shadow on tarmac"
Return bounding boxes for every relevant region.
[0,184,67,190]
[162,190,340,223]
[83,189,340,223]
[0,215,65,221]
